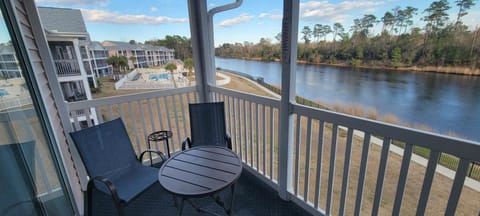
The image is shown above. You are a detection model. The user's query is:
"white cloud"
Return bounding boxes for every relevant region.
[36,0,108,6]
[81,9,188,25]
[362,8,378,14]
[300,0,385,20]
[217,13,254,27]
[258,13,282,20]
[150,7,158,12]
[329,14,349,23]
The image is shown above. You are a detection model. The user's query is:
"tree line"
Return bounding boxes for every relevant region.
[215,0,479,69]
[145,35,192,60]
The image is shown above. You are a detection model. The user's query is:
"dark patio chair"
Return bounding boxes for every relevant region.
[182,102,232,150]
[70,118,166,216]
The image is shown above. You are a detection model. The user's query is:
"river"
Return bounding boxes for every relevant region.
[215,57,480,142]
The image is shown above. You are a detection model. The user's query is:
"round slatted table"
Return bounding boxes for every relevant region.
[158,146,242,215]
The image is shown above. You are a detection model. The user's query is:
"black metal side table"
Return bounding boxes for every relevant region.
[147,130,173,165]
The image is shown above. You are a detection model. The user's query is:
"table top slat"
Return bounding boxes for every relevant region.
[166,159,235,181]
[159,146,242,197]
[162,167,225,189]
[187,149,238,163]
[160,175,209,194]
[191,147,237,157]
[175,154,240,173]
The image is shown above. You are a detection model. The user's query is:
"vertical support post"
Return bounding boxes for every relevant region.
[187,0,213,103]
[188,0,243,103]
[277,0,299,200]
[73,39,93,101]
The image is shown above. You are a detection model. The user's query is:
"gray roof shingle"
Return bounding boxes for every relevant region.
[38,7,87,34]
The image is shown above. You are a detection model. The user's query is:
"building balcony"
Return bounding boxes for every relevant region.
[54,59,81,77]
[64,86,480,215]
[92,51,108,58]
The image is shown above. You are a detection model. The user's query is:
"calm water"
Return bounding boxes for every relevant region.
[216,57,480,142]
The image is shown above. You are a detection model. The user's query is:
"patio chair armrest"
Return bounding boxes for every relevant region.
[182,137,191,151]
[225,134,232,150]
[139,149,167,163]
[87,176,123,206]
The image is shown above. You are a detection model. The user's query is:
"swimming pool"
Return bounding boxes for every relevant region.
[0,89,9,96]
[148,74,169,81]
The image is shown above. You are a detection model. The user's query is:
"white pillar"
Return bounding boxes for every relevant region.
[72,39,93,100]
[187,0,212,102]
[278,0,299,200]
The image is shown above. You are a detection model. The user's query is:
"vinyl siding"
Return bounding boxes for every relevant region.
[12,0,84,213]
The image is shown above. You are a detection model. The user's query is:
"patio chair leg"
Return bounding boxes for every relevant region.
[116,204,125,216]
[86,187,93,216]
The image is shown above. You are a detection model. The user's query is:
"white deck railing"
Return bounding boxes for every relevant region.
[65,85,480,215]
[210,86,480,216]
[0,96,32,111]
[0,108,62,199]
[66,87,198,156]
[54,59,81,77]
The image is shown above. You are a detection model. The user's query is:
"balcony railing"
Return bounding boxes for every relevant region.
[92,51,108,58]
[54,59,81,77]
[65,86,480,215]
[0,108,64,203]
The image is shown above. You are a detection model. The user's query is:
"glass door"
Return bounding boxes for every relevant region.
[0,9,74,216]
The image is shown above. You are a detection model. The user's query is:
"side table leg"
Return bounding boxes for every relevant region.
[227,182,238,216]
[178,198,185,216]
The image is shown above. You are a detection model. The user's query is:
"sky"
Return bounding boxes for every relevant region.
[1,0,480,46]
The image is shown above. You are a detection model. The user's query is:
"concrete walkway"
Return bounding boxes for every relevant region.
[222,71,480,192]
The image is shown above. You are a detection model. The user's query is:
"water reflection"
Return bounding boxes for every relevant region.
[216,57,480,141]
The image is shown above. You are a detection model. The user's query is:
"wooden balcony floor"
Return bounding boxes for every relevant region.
[91,168,313,216]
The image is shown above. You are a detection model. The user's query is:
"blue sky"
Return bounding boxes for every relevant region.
[2,0,480,45]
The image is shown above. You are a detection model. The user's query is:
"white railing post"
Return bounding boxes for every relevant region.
[278,0,299,200]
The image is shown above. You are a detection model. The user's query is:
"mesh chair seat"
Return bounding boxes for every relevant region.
[70,118,166,216]
[95,163,158,203]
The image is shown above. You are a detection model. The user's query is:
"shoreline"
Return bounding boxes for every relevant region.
[218,68,471,141]
[219,56,480,76]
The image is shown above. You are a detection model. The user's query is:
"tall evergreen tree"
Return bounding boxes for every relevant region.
[455,0,476,25]
[332,23,345,54]
[313,24,322,43]
[322,25,332,42]
[381,12,396,34]
[423,0,451,33]
[302,26,312,44]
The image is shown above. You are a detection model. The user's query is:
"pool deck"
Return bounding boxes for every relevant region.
[119,68,231,90]
[0,79,27,99]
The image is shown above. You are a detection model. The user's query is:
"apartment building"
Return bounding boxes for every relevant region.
[0,44,22,79]
[140,44,175,67]
[38,7,95,103]
[82,41,113,78]
[103,41,175,69]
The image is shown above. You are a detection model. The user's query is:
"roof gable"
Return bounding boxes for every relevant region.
[38,7,88,34]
